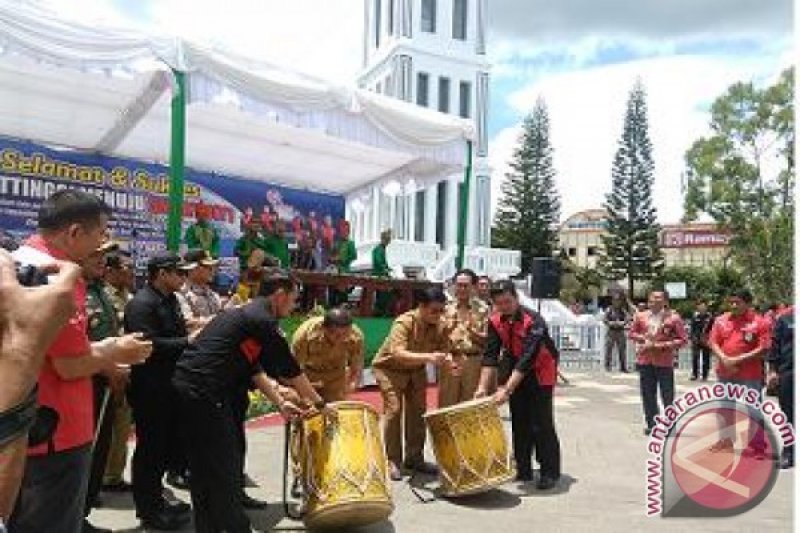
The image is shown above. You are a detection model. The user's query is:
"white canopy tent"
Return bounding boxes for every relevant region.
[0,0,475,255]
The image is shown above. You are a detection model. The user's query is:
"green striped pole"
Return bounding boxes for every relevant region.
[166,69,187,252]
[455,140,473,270]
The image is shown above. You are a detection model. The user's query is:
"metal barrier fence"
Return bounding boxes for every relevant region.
[550,322,693,372]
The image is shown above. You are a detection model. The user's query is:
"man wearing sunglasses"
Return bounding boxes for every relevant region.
[124,253,194,530]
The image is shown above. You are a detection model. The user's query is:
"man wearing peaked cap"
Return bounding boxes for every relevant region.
[123,251,194,530]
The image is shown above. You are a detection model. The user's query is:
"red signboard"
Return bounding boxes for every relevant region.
[661,230,731,248]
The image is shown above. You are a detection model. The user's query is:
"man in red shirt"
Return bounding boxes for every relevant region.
[708,289,771,457]
[8,190,152,533]
[629,291,688,435]
[0,249,82,526]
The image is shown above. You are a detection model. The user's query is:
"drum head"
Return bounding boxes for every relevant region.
[305,500,393,530]
[424,397,494,419]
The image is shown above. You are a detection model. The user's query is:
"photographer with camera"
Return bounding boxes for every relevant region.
[0,248,81,529]
[6,190,152,533]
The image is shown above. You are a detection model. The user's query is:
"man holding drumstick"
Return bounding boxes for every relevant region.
[475,280,561,490]
[173,269,334,533]
[372,287,455,481]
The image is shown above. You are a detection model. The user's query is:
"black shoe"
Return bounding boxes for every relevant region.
[241,493,268,510]
[242,473,259,488]
[644,426,653,436]
[620,368,630,373]
[537,476,558,490]
[140,510,190,531]
[404,461,438,475]
[690,375,698,381]
[515,470,533,482]
[163,499,191,515]
[166,472,190,490]
[82,519,112,533]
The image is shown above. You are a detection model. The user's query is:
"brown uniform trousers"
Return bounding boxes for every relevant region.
[291,316,364,403]
[372,310,449,467]
[104,286,132,485]
[438,299,488,408]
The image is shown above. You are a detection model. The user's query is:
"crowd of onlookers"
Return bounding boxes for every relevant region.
[599,289,794,469]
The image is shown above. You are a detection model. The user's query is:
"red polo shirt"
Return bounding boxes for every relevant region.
[13,235,93,455]
[709,309,771,381]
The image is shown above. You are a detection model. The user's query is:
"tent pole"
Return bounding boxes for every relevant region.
[166,69,187,252]
[455,140,473,271]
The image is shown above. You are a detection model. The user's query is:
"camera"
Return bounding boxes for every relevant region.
[0,232,48,287]
[16,264,49,287]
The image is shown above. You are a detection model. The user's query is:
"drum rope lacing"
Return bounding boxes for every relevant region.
[411,402,514,503]
[300,408,391,504]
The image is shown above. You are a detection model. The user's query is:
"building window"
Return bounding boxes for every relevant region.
[453,0,467,40]
[388,0,394,35]
[415,190,425,241]
[374,0,382,47]
[587,246,598,256]
[421,0,436,33]
[436,180,447,246]
[568,247,577,257]
[416,72,429,107]
[438,76,450,113]
[458,81,471,118]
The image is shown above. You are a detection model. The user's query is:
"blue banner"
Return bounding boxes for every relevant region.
[0,137,345,277]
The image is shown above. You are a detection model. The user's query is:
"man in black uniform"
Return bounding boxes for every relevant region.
[475,281,562,490]
[173,270,333,533]
[124,253,193,530]
[689,300,714,381]
[767,307,794,469]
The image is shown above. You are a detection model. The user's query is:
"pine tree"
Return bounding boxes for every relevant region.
[599,81,663,296]
[492,98,561,274]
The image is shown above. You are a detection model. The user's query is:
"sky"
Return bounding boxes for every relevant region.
[38,0,794,223]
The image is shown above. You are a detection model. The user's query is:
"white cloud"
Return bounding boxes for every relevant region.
[488,51,791,224]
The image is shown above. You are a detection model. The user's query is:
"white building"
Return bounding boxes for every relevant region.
[345,0,520,280]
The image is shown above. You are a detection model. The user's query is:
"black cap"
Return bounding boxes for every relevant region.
[147,252,190,273]
[106,253,132,269]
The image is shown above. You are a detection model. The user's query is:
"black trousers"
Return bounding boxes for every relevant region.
[779,370,795,458]
[85,377,116,516]
[638,364,675,429]
[180,394,250,533]
[128,380,180,516]
[508,376,561,480]
[9,445,92,533]
[691,343,711,379]
[231,386,250,488]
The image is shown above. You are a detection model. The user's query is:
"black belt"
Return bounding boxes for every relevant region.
[0,387,38,447]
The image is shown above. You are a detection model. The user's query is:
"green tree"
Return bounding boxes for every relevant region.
[492,98,561,274]
[650,264,745,317]
[599,81,663,296]
[684,68,794,303]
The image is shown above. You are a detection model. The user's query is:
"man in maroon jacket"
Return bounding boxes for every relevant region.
[475,280,561,490]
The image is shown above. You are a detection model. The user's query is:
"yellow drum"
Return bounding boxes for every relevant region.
[296,401,393,529]
[424,398,515,497]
